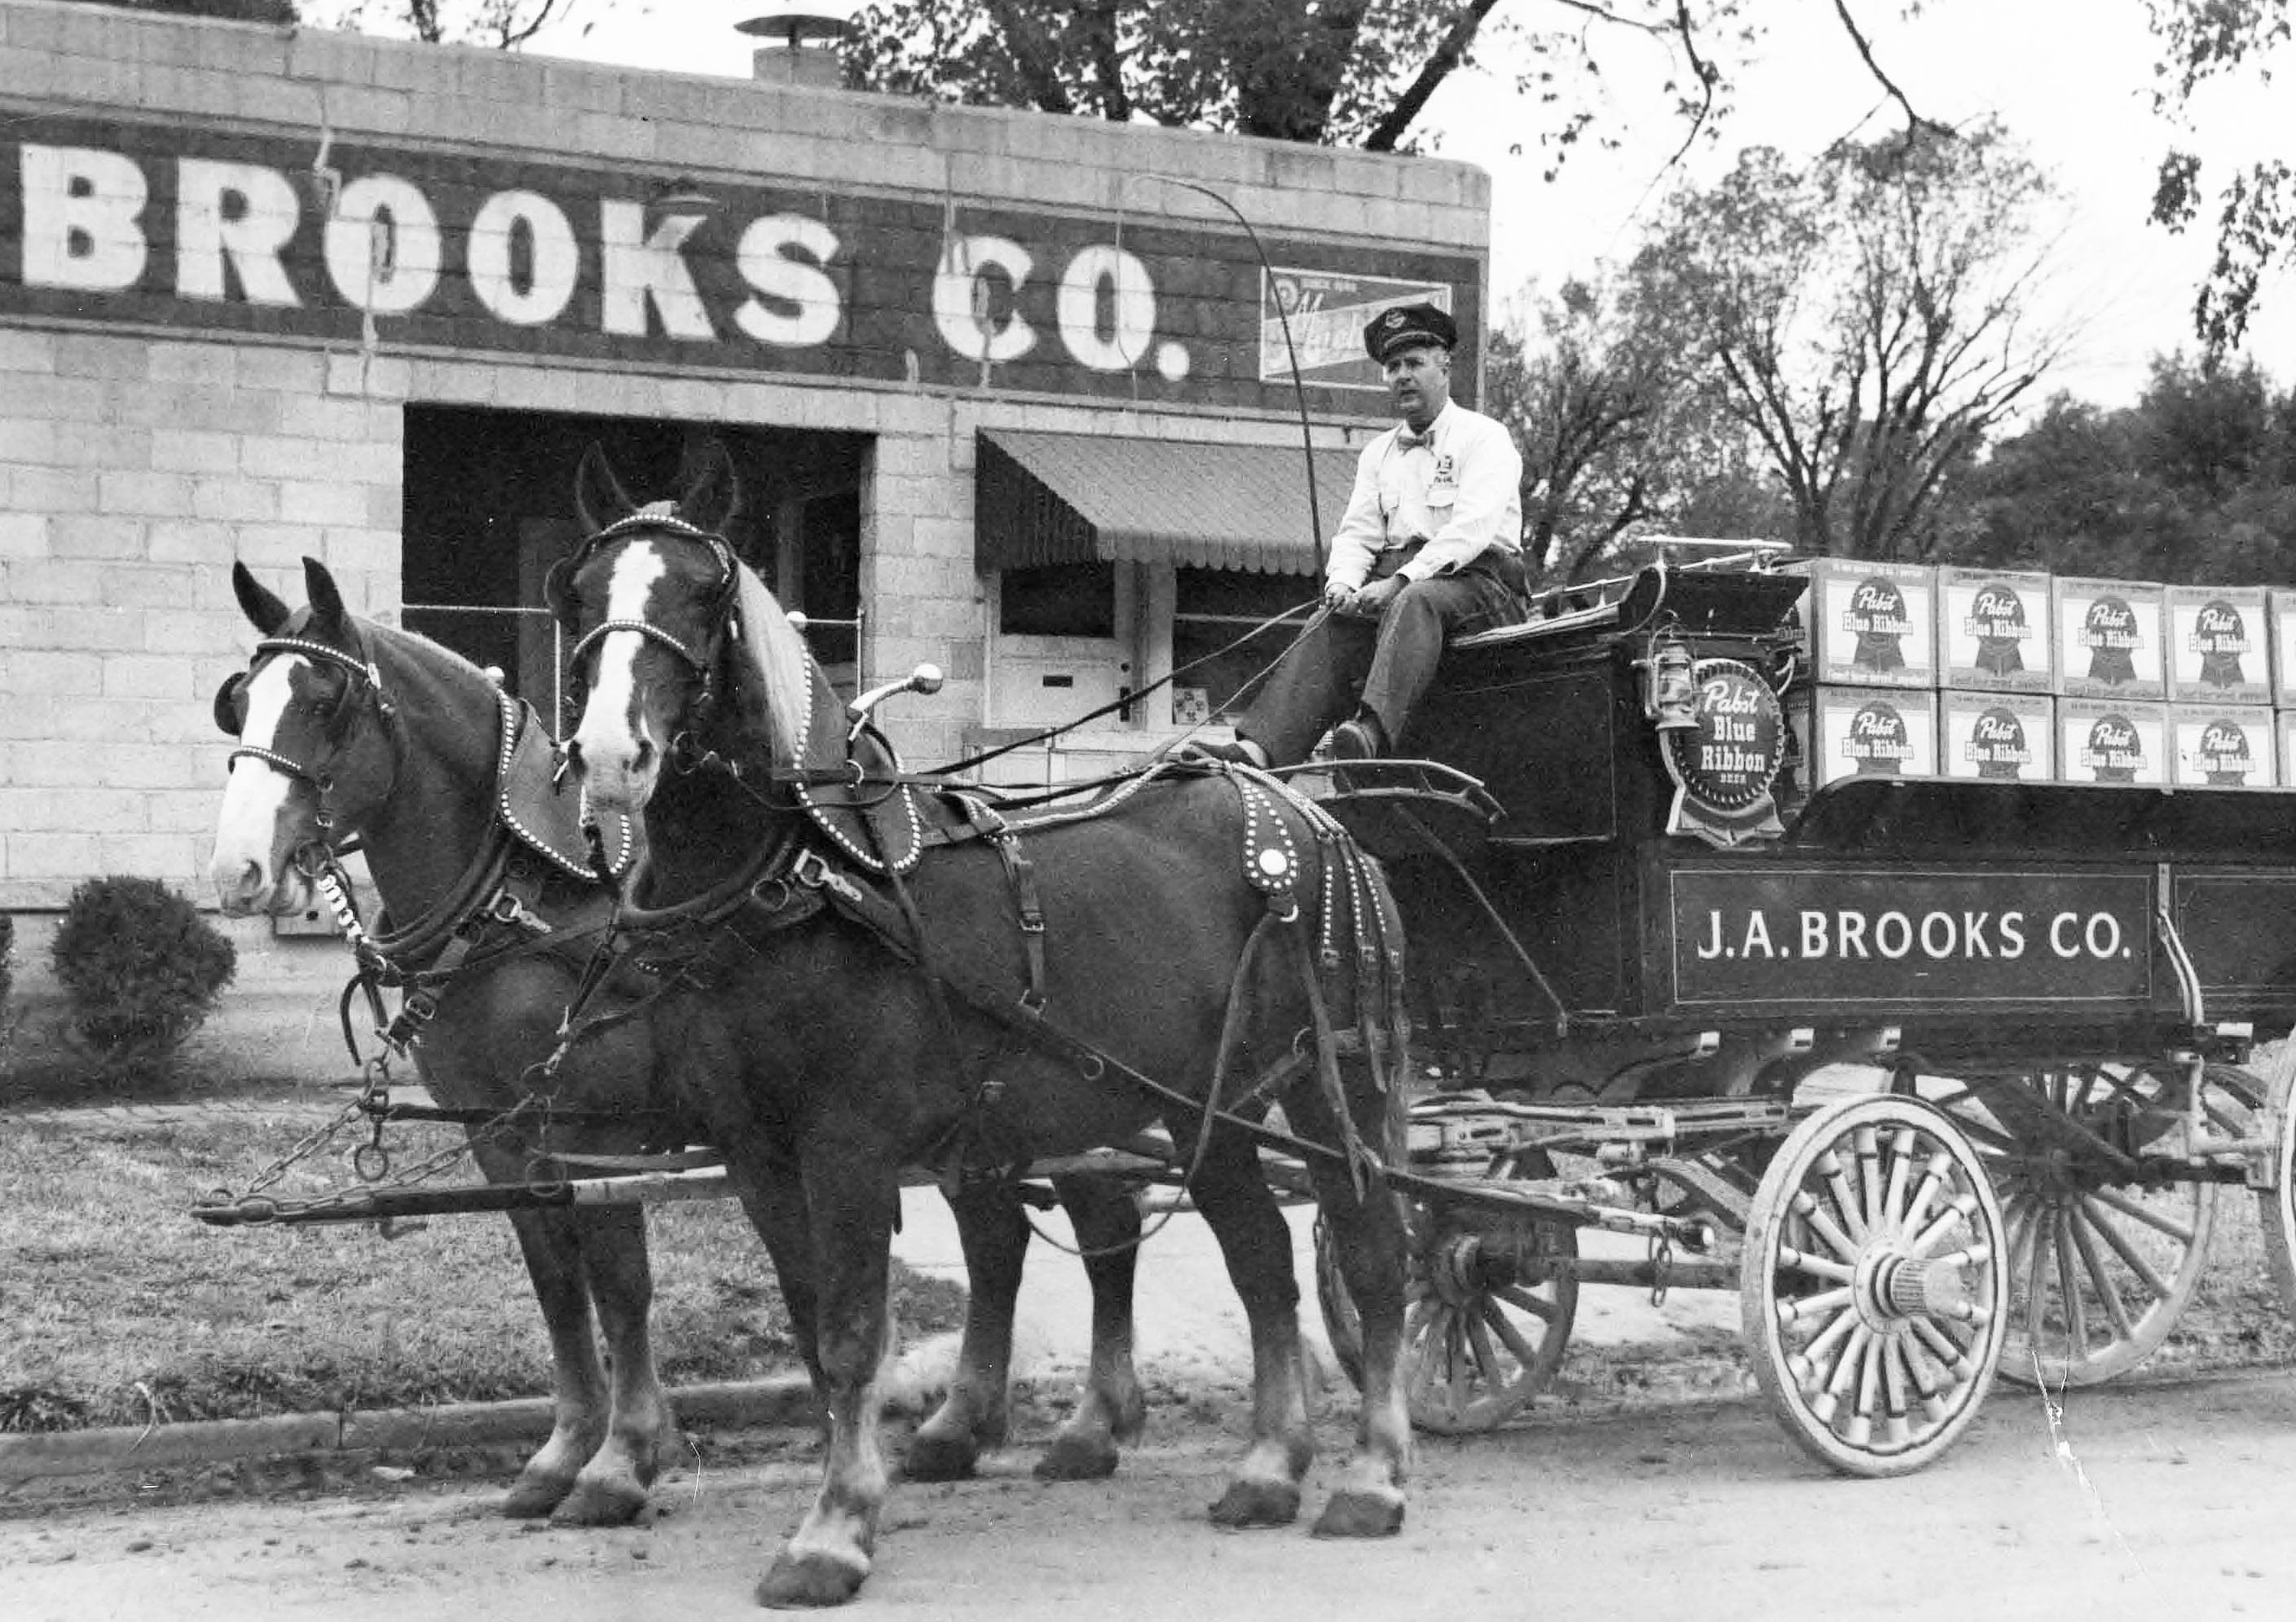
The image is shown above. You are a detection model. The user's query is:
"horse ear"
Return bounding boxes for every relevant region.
[303,556,352,641]
[231,559,292,635]
[678,439,740,536]
[576,444,637,536]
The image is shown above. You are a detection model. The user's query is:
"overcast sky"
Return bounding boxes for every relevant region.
[520,0,2293,411]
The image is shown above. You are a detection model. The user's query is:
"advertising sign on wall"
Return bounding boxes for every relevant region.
[2,115,1482,414]
[1258,267,1451,391]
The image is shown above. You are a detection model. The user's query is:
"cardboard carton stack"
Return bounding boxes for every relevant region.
[1783,560,2288,792]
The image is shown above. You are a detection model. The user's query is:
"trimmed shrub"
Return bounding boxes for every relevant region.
[0,911,13,1023]
[51,876,237,1068]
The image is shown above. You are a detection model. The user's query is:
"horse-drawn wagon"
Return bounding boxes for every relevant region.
[1312,554,2296,1475]
[197,473,2296,1601]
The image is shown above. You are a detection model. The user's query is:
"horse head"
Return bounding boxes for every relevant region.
[555,442,840,819]
[208,557,402,915]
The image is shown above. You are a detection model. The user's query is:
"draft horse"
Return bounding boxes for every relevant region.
[553,443,1415,1607]
[207,557,680,1525]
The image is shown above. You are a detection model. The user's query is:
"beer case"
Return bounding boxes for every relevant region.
[2269,589,2296,706]
[2166,584,2272,706]
[1938,691,2056,782]
[2170,705,2277,787]
[2054,576,2166,700]
[2056,697,2170,786]
[1935,567,2056,694]
[1787,558,1939,690]
[1791,685,1941,790]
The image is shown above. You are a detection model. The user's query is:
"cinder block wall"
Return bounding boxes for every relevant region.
[0,0,1488,937]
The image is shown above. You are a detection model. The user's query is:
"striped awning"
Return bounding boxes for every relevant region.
[976,430,1357,575]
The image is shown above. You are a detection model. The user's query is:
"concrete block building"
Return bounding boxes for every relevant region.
[0,0,1491,1021]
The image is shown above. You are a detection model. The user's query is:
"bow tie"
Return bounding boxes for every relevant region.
[1396,428,1433,450]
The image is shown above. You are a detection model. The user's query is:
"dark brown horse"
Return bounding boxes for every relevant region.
[207,558,679,1525]
[553,445,1414,1607]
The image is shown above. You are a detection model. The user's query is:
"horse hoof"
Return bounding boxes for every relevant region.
[500,1473,574,1519]
[549,1475,648,1527]
[901,1431,981,1483]
[756,1551,868,1609]
[1311,1489,1404,1539]
[1033,1432,1119,1481]
[1208,1479,1300,1529]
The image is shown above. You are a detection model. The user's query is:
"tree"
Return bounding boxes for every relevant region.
[2144,0,2296,354]
[1487,272,1782,583]
[1946,355,2296,584]
[842,2,1949,156]
[1629,121,2072,561]
[307,0,588,48]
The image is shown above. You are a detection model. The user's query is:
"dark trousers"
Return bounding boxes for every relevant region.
[1237,549,1526,766]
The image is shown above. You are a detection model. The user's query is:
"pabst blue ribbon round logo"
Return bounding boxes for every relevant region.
[1844,578,1910,672]
[1968,583,2030,677]
[1661,659,1784,811]
[2082,713,2144,782]
[1968,706,2031,780]
[1845,699,1914,774]
[2198,716,2256,785]
[2192,599,2250,687]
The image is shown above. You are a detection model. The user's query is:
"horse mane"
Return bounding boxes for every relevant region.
[731,557,840,774]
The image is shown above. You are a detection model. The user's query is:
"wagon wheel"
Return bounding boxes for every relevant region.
[1315,1167,1580,1435]
[1928,1062,2233,1388]
[1742,1094,2008,1478]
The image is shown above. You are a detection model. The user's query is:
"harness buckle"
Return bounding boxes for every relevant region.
[481,888,553,936]
[790,845,867,908]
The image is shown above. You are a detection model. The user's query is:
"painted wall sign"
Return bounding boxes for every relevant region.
[2,115,1482,411]
[1259,267,1451,390]
[1668,866,2154,1007]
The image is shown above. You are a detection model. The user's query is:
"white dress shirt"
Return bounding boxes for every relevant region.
[1324,400,1525,589]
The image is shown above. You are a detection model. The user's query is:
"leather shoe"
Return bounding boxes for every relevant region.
[1328,718,1385,760]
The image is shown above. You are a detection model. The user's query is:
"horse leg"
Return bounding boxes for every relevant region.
[487,1197,612,1519]
[903,1179,1022,1482]
[1297,1146,1409,1538]
[1185,1133,1315,1529]
[548,1206,681,1527]
[1033,1171,1147,1481]
[756,1140,901,1610]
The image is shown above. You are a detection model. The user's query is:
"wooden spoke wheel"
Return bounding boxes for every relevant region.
[1316,1182,1579,1435]
[1929,1063,2225,1388]
[1742,1095,2008,1478]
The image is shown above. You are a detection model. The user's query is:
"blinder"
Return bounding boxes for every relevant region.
[213,671,250,737]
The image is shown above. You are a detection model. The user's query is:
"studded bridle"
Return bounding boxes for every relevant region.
[550,512,740,742]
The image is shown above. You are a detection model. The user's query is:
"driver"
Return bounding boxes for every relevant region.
[1196,302,1526,767]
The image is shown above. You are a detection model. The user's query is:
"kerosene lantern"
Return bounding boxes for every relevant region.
[1642,627,1700,733]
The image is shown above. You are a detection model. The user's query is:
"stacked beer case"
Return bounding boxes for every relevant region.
[1783,560,2287,793]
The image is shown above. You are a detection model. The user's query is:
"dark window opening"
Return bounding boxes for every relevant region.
[998,562,1114,638]
[400,407,868,726]
[1171,566,1315,722]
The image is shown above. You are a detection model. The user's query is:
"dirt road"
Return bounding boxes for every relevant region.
[7,1366,2292,1622]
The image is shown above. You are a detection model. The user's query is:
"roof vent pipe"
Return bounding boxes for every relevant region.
[738,3,856,91]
